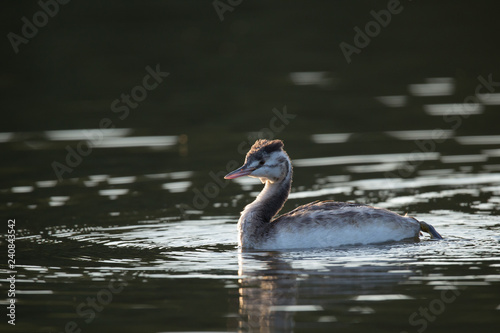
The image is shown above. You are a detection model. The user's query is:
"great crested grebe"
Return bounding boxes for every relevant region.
[224,139,442,250]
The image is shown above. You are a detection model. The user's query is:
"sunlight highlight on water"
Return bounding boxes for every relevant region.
[408,77,455,97]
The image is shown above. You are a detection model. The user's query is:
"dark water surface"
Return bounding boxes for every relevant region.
[2,1,500,332]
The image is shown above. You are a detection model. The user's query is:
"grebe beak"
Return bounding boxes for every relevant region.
[224,165,256,179]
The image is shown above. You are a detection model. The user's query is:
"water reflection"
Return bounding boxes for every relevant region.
[0,132,13,142]
[107,176,137,185]
[386,129,454,141]
[311,133,352,144]
[45,128,133,141]
[293,152,440,167]
[289,71,337,87]
[423,103,484,116]
[11,185,34,193]
[235,247,425,332]
[161,181,192,193]
[35,180,58,188]
[477,93,500,105]
[375,95,407,107]
[1,128,179,150]
[97,136,177,148]
[238,253,298,332]
[408,77,455,97]
[456,135,500,145]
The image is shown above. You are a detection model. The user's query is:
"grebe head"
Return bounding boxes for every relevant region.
[224,139,291,183]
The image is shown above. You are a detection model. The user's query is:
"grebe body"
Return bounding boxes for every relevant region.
[225,139,442,250]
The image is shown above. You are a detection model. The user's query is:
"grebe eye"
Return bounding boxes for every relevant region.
[259,160,265,165]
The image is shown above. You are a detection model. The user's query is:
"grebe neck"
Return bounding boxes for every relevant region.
[238,158,292,247]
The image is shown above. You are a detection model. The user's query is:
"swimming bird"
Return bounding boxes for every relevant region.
[224,139,442,249]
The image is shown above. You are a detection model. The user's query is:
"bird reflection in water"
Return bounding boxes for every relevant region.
[237,252,298,332]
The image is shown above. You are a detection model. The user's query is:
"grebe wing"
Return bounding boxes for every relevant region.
[270,200,415,230]
[274,200,370,221]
